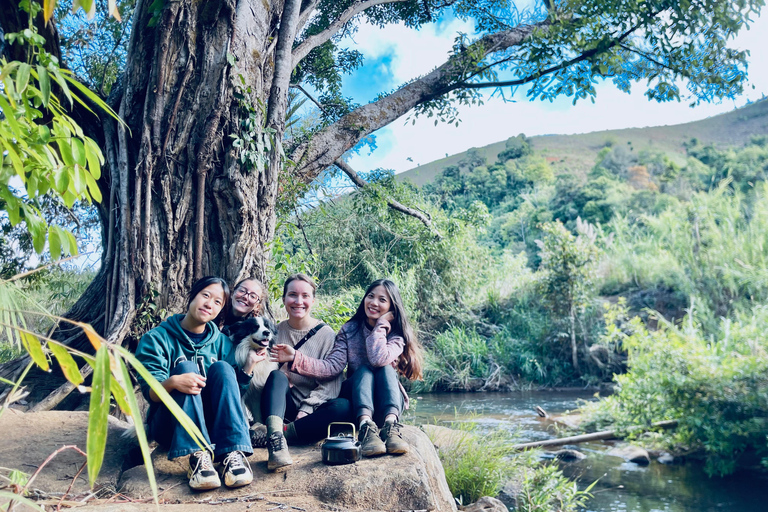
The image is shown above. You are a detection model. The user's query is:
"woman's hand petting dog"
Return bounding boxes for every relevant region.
[172,373,207,395]
[243,348,267,375]
[270,344,295,363]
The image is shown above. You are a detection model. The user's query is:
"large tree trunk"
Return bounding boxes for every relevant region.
[1,0,285,401]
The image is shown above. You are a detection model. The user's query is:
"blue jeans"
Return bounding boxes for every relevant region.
[261,370,354,442]
[148,360,252,460]
[341,364,403,425]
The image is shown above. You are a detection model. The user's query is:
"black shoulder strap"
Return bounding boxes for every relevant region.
[281,322,326,372]
[293,322,326,353]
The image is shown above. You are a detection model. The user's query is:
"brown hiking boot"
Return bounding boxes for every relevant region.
[381,421,408,455]
[359,420,386,457]
[267,431,293,471]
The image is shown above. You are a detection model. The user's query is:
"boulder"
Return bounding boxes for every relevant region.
[0,410,457,511]
[119,424,456,511]
[657,452,677,464]
[461,496,509,512]
[607,444,650,465]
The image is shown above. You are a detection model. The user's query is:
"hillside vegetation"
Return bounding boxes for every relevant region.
[400,98,768,186]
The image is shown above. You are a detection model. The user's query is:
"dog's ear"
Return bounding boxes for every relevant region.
[263,316,277,334]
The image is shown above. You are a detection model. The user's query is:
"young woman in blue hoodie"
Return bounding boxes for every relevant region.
[135,276,256,491]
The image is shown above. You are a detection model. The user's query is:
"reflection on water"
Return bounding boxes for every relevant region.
[406,391,768,512]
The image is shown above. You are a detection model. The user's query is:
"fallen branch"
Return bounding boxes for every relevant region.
[511,419,678,450]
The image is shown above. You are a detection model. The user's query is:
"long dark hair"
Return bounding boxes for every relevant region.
[349,279,423,381]
[187,276,230,323]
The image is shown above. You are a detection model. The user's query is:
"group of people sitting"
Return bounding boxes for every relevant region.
[134,273,423,491]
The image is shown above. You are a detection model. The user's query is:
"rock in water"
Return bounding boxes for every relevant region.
[461,496,509,512]
[607,444,651,465]
[554,448,587,461]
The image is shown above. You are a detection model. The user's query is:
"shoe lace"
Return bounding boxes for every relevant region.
[223,450,246,471]
[386,421,403,439]
[361,422,379,442]
[268,432,285,452]
[193,451,215,473]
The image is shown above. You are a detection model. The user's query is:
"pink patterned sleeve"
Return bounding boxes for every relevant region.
[365,317,404,367]
[291,328,348,379]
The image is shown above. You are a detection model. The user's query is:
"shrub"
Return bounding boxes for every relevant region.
[429,421,592,510]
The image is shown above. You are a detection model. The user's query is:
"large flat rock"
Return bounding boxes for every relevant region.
[0,410,456,512]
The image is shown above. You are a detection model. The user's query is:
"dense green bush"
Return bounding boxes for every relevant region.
[581,303,768,476]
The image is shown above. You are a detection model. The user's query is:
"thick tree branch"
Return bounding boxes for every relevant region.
[290,23,544,180]
[267,0,303,127]
[335,159,441,238]
[292,0,409,69]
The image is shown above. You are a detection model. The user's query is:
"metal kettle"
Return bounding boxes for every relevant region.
[321,422,361,465]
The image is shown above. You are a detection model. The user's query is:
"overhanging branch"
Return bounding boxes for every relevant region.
[335,159,441,239]
[292,0,410,69]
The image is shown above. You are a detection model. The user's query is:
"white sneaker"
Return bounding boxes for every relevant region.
[220,450,253,488]
[188,450,221,491]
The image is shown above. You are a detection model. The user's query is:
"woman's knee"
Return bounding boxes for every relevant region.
[170,359,198,376]
[264,369,289,391]
[207,360,236,382]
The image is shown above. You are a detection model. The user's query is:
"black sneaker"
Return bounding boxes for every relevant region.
[220,450,253,488]
[188,450,221,491]
[381,421,408,455]
[359,420,386,457]
[250,424,268,448]
[267,432,293,471]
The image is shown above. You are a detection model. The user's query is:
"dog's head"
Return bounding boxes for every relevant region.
[228,316,277,350]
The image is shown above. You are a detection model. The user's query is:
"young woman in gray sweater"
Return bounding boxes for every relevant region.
[272,279,423,457]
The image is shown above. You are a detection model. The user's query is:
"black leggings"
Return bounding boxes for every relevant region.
[261,370,353,442]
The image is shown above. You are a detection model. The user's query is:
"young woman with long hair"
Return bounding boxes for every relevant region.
[271,278,423,457]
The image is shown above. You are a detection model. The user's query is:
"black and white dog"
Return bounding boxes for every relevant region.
[228,317,279,423]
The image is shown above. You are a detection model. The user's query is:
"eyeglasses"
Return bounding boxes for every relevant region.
[234,287,261,303]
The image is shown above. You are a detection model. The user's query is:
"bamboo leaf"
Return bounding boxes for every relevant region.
[0,93,23,136]
[108,0,122,22]
[117,347,210,450]
[108,377,130,415]
[82,324,103,351]
[87,346,111,487]
[20,331,49,372]
[48,340,84,385]
[115,355,159,503]
[50,68,73,107]
[0,490,45,511]
[43,0,56,23]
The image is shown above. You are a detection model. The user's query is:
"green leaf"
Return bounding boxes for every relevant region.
[87,346,111,487]
[73,164,86,195]
[0,138,25,177]
[53,167,70,194]
[48,340,84,385]
[16,63,31,94]
[58,138,75,167]
[84,137,103,179]
[37,66,51,107]
[64,230,79,256]
[0,93,23,136]
[48,225,62,260]
[0,189,21,225]
[22,205,48,253]
[84,170,103,202]
[115,354,159,504]
[50,68,73,107]
[71,138,87,167]
[20,331,49,372]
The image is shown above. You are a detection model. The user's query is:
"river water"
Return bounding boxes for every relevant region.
[404,391,768,512]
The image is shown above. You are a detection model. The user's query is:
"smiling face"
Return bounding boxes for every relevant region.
[363,285,391,326]
[232,279,262,317]
[283,279,315,322]
[186,283,226,328]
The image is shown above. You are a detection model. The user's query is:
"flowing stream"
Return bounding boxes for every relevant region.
[404,391,767,512]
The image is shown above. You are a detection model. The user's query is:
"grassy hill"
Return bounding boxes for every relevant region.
[399,98,768,186]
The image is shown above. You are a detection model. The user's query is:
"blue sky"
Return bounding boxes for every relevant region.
[336,8,768,174]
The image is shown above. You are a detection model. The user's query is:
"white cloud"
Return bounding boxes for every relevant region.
[345,12,768,174]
